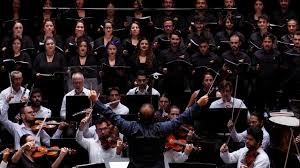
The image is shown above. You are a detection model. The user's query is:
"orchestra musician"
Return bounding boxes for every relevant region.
[11,134,68,168]
[164,105,194,168]
[220,127,270,168]
[0,148,10,168]
[227,112,270,150]
[76,115,124,163]
[30,88,52,118]
[0,105,63,149]
[0,71,29,111]
[89,90,208,168]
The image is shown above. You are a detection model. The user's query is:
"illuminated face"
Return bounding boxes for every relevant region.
[258,18,269,31]
[245,134,259,149]
[163,20,174,34]
[287,20,297,34]
[230,35,240,51]
[170,34,180,48]
[159,97,169,110]
[169,108,180,120]
[279,0,289,9]
[107,44,117,57]
[75,22,85,37]
[136,75,147,90]
[199,42,209,55]
[108,90,120,102]
[72,76,84,92]
[130,23,140,37]
[78,41,88,56]
[254,0,264,12]
[107,3,115,16]
[12,38,21,53]
[31,92,42,107]
[96,122,110,139]
[139,39,149,51]
[220,86,232,102]
[195,0,207,9]
[163,0,174,8]
[225,19,233,30]
[202,74,213,89]
[224,0,234,8]
[262,37,273,51]
[13,22,23,37]
[76,0,84,8]
[12,73,23,88]
[45,38,55,53]
[44,21,54,35]
[293,34,300,47]
[25,135,36,152]
[249,115,262,128]
[21,106,36,122]
[104,22,113,35]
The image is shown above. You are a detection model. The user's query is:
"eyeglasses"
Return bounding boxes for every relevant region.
[96,127,109,132]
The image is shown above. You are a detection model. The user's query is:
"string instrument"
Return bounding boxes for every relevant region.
[100,136,123,150]
[31,120,60,133]
[165,135,201,152]
[32,146,76,158]
[242,150,259,168]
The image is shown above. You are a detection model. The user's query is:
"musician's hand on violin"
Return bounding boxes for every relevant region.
[58,122,69,130]
[184,144,194,155]
[227,119,234,131]
[2,148,10,162]
[89,90,98,103]
[15,113,21,121]
[220,143,229,153]
[116,139,124,155]
[295,135,300,144]
[59,147,69,157]
[21,141,34,151]
[186,131,194,141]
[240,164,248,168]
[197,94,209,107]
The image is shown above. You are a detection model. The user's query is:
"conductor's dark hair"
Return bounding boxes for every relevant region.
[247,127,263,145]
[219,80,233,91]
[20,134,32,146]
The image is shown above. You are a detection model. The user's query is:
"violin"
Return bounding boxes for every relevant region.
[165,135,200,152]
[32,146,76,158]
[242,150,259,168]
[31,120,60,132]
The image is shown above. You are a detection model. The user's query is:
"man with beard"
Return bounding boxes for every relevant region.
[0,106,62,149]
[220,127,270,168]
[30,88,51,118]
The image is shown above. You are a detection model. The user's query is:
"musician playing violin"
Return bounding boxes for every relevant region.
[76,116,124,163]
[0,148,10,168]
[164,105,194,168]
[30,88,52,118]
[0,106,63,149]
[11,134,68,168]
[220,127,270,168]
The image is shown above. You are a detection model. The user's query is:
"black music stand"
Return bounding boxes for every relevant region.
[122,95,159,115]
[7,102,26,121]
[205,108,248,137]
[169,162,216,168]
[66,96,90,122]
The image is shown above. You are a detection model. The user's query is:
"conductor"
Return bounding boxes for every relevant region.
[89,91,209,168]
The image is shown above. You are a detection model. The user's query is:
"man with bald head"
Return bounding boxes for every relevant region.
[60,72,90,120]
[90,91,208,168]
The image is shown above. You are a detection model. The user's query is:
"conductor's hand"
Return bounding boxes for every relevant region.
[227,119,234,131]
[196,95,209,107]
[220,143,229,153]
[89,90,98,103]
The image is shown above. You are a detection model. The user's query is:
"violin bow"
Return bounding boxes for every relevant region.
[292,131,300,163]
[226,101,243,145]
[231,73,239,120]
[35,115,48,139]
[8,71,13,94]
[25,83,35,106]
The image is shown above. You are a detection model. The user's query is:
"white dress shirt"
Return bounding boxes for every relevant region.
[0,107,62,149]
[0,86,29,112]
[209,97,247,109]
[231,127,270,150]
[107,103,129,115]
[60,87,90,120]
[0,160,8,168]
[76,130,120,163]
[126,85,160,96]
[34,106,52,118]
[220,147,270,168]
[164,149,189,168]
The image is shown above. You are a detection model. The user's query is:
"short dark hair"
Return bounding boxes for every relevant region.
[95,117,110,126]
[251,112,264,122]
[294,31,300,36]
[262,32,275,42]
[107,87,120,95]
[30,88,42,99]
[136,70,147,78]
[20,134,32,146]
[247,127,263,145]
[258,14,269,23]
[219,80,233,91]
[169,105,180,112]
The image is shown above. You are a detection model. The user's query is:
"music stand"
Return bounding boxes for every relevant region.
[104,158,129,168]
[74,163,105,168]
[66,96,90,121]
[205,108,248,136]
[122,95,159,115]
[7,102,26,121]
[169,162,216,168]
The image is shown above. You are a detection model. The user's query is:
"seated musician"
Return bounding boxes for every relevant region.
[126,71,160,96]
[30,88,51,118]
[60,72,90,120]
[76,116,124,163]
[227,112,270,150]
[220,127,270,168]
[0,106,63,149]
[82,87,129,139]
[0,148,10,168]
[155,94,170,122]
[11,134,68,168]
[89,90,208,168]
[164,105,194,168]
[0,71,29,112]
[186,72,221,110]
[209,80,247,109]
